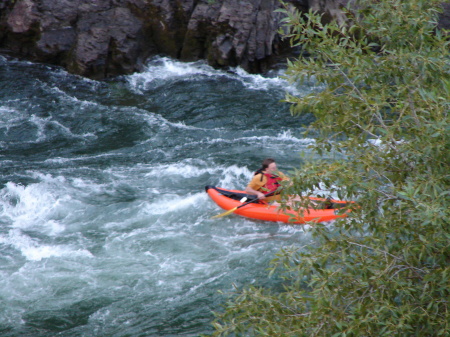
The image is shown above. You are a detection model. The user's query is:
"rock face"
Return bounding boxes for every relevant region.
[0,0,307,78]
[0,0,448,79]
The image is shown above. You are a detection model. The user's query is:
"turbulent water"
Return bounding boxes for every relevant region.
[1,55,322,336]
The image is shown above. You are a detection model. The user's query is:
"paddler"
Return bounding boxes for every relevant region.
[245,158,289,202]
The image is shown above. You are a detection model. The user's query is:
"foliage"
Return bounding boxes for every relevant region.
[211,0,450,336]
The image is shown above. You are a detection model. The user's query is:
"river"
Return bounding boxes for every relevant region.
[1,55,320,336]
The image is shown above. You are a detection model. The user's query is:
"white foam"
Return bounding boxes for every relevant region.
[46,84,98,107]
[234,133,314,146]
[144,193,206,215]
[169,132,315,155]
[217,165,253,189]
[136,110,202,131]
[0,229,92,261]
[126,56,304,95]
[0,105,97,145]
[0,106,20,118]
[142,161,251,190]
[276,129,314,143]
[0,180,71,235]
[368,138,382,146]
[127,57,218,93]
[143,161,220,178]
[232,67,301,94]
[28,114,95,142]
[0,106,26,129]
[43,151,117,164]
[367,137,404,149]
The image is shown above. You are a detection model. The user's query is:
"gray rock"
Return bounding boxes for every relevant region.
[0,0,448,79]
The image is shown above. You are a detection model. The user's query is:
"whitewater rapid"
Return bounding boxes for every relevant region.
[0,56,317,336]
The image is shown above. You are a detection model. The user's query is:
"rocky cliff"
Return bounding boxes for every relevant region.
[0,0,448,79]
[0,0,308,79]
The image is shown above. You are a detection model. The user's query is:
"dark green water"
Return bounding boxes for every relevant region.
[1,56,320,336]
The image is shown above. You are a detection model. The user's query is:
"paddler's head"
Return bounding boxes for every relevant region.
[261,158,277,173]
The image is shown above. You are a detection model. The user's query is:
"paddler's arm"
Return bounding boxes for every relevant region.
[245,186,266,200]
[245,174,266,200]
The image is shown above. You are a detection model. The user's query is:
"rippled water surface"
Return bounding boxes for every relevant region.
[1,56,320,336]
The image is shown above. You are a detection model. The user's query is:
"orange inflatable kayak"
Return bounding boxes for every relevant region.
[206,186,351,224]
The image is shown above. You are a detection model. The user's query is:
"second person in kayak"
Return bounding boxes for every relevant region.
[245,158,289,202]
